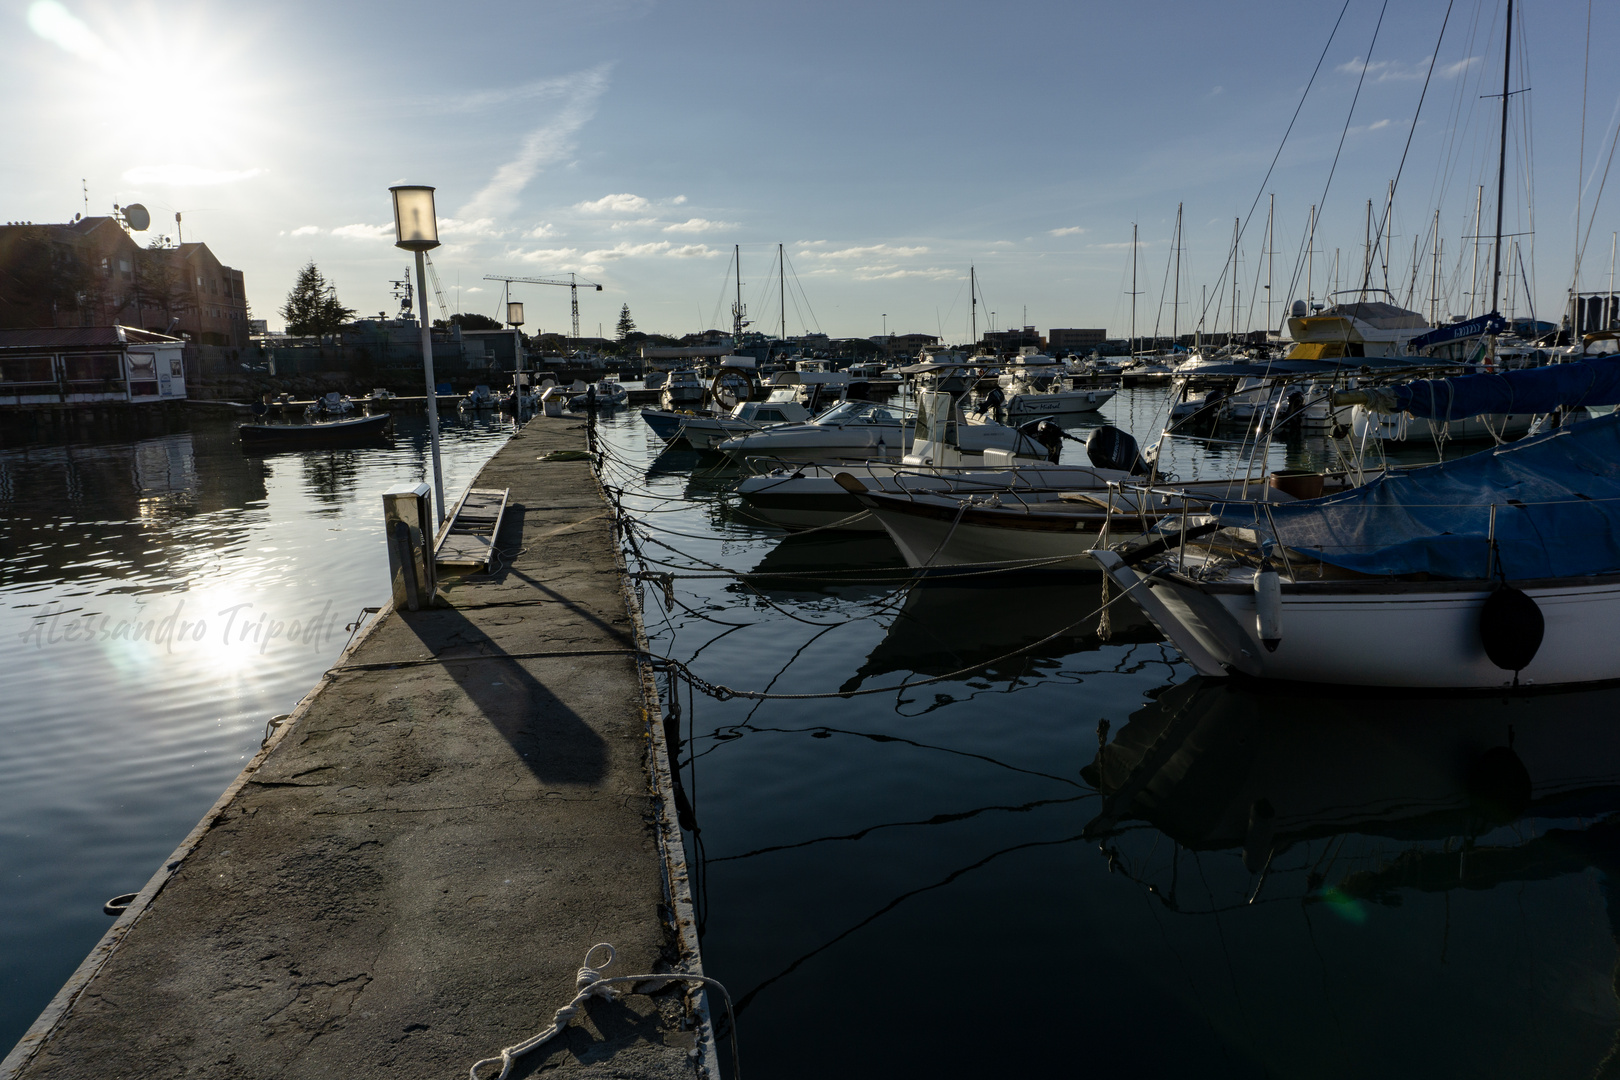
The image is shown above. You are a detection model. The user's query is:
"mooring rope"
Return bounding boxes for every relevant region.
[468,943,740,1080]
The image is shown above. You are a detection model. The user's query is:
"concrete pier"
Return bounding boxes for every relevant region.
[2,416,710,1078]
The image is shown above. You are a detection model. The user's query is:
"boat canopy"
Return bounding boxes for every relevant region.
[1211,411,1620,580]
[1371,357,1620,420]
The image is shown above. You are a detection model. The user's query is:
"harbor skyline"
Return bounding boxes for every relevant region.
[6,0,1616,340]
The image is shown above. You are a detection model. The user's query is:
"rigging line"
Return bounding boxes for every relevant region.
[783,249,823,336]
[1359,0,1456,298]
[1573,0,1593,293]
[1576,97,1620,280]
[708,246,735,332]
[1197,0,1353,331]
[708,795,1093,864]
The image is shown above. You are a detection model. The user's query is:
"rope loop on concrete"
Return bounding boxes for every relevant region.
[468,942,740,1080]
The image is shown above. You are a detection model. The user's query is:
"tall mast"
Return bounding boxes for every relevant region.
[1229,217,1239,342]
[731,244,745,342]
[778,242,785,341]
[1489,0,1513,315]
[1266,194,1274,335]
[1382,180,1394,294]
[1471,185,1483,317]
[1129,222,1138,356]
[970,265,977,348]
[1430,209,1441,325]
[1307,205,1317,309]
[1362,199,1372,299]
[1172,203,1182,343]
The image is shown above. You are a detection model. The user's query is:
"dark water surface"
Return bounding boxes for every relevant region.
[5,392,1618,1080]
[592,391,1620,1080]
[0,408,514,1049]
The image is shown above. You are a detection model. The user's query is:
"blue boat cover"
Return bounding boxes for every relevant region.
[1386,358,1620,419]
[1213,411,1620,580]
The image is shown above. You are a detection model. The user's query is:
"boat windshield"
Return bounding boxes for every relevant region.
[812,401,916,425]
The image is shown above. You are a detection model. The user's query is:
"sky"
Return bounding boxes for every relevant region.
[4,0,1618,343]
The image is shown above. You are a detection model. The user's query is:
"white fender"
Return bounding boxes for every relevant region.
[1254,569,1282,652]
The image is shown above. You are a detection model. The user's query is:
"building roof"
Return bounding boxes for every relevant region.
[0,326,184,350]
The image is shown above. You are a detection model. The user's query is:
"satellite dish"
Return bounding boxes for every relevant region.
[123,203,151,232]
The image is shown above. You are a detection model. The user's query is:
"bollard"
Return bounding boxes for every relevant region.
[383,482,436,611]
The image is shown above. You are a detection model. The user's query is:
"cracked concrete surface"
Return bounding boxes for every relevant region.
[8,417,702,1079]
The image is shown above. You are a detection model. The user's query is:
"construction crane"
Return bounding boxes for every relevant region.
[483,273,602,341]
[422,253,451,324]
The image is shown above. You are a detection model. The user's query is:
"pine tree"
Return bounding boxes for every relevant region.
[615,303,636,340]
[280,262,355,336]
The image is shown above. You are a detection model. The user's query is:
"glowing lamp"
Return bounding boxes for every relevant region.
[507,302,524,327]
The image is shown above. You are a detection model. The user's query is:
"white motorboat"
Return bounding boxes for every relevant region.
[460,384,497,410]
[714,399,919,467]
[670,392,815,451]
[304,391,355,418]
[661,370,707,409]
[994,354,1117,417]
[734,399,1148,534]
[1094,367,1620,689]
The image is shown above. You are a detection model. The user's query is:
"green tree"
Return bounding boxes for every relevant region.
[615,303,636,340]
[280,261,355,336]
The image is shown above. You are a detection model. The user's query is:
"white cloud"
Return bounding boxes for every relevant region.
[852,266,958,281]
[575,193,652,214]
[290,225,321,236]
[667,244,718,258]
[581,241,717,260]
[609,217,662,231]
[465,287,485,293]
[513,247,582,264]
[331,223,394,241]
[1049,226,1085,237]
[664,217,736,234]
[122,164,263,186]
[27,1,116,64]
[804,244,929,261]
[458,64,612,222]
[527,222,560,239]
[439,216,501,238]
[1441,56,1482,78]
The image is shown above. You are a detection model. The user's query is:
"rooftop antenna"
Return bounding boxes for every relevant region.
[81,179,88,218]
[175,211,183,244]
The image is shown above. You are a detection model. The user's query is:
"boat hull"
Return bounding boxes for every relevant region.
[238,413,392,443]
[1005,388,1116,415]
[1096,551,1620,689]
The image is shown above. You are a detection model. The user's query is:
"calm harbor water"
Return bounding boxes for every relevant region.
[0,408,514,1049]
[4,390,1618,1078]
[592,390,1620,1079]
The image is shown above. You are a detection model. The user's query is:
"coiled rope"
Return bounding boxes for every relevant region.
[468,943,740,1080]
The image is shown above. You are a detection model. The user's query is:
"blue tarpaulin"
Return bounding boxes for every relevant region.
[1387,358,1620,420]
[1213,411,1620,580]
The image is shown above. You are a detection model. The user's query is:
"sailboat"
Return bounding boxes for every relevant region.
[1093,358,1620,689]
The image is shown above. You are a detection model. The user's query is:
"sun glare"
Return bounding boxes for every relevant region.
[26,0,276,191]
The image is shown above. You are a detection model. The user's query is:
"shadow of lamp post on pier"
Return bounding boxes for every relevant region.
[389,184,446,525]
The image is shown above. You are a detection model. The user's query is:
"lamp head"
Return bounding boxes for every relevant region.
[389,185,440,251]
[507,302,524,327]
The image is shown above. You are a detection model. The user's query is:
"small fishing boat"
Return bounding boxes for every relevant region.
[238,412,392,444]
[304,391,356,418]
[460,384,498,410]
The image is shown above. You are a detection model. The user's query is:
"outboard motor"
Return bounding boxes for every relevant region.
[977,386,1005,418]
[1033,420,1064,463]
[1086,425,1149,475]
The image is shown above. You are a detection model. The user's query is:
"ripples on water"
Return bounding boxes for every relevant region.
[594,390,1620,1079]
[0,410,513,1047]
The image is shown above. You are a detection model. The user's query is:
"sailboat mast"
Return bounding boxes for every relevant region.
[1130,223,1138,357]
[1229,217,1239,343]
[1266,194,1274,335]
[1471,186,1483,317]
[779,242,785,341]
[1307,205,1316,309]
[1431,209,1441,324]
[1490,0,1513,315]
[970,265,977,347]
[1172,203,1182,343]
[1362,200,1372,299]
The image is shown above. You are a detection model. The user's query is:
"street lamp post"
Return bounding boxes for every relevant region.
[389,185,446,525]
[506,301,526,406]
